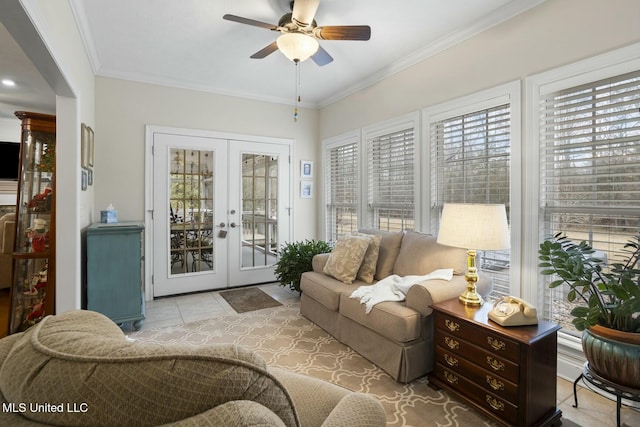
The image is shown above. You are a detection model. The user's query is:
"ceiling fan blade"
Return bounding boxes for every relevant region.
[250,42,279,59]
[292,0,320,28]
[316,25,371,41]
[223,14,277,30]
[311,45,333,66]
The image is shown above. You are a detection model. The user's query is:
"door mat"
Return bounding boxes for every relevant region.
[219,287,282,313]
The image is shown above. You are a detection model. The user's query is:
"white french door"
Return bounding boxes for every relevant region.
[150,130,291,297]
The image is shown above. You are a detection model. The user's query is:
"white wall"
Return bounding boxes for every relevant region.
[18,0,95,311]
[94,77,319,241]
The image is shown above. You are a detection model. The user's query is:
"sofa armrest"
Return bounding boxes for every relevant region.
[312,253,331,273]
[163,400,287,427]
[406,275,492,316]
[321,393,386,427]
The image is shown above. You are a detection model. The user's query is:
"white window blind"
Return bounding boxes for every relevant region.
[367,128,415,231]
[325,141,359,241]
[431,104,511,297]
[540,70,640,335]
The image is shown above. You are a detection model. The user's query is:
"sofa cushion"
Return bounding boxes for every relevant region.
[323,236,370,284]
[358,228,404,280]
[0,310,298,427]
[393,231,467,276]
[351,233,382,284]
[301,271,367,312]
[339,294,421,343]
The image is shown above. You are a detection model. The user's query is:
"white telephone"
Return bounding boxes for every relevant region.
[488,296,538,326]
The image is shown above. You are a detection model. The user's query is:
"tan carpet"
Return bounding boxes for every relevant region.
[130,302,579,427]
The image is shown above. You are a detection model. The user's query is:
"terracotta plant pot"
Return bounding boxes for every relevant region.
[582,325,640,389]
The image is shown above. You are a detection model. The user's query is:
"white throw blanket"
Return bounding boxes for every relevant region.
[349,269,454,314]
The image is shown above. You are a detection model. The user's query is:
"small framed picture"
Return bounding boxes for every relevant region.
[88,168,93,186]
[301,160,313,178]
[81,170,88,191]
[300,181,312,199]
[88,126,95,167]
[81,123,90,169]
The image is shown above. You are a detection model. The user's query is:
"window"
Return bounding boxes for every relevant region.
[539,70,640,336]
[425,82,520,299]
[366,127,416,232]
[324,136,359,241]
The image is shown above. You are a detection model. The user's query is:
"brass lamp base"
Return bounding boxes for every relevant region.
[459,249,483,306]
[458,284,484,306]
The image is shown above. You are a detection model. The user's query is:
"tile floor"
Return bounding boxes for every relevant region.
[138,283,640,427]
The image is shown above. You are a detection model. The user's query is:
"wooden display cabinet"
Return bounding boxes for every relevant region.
[9,111,56,334]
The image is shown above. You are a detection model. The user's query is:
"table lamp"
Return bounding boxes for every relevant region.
[436,203,510,306]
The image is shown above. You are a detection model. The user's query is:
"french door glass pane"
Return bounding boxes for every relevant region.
[241,154,279,268]
[169,148,214,274]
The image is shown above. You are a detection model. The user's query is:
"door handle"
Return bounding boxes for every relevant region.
[230,222,237,228]
[217,222,226,228]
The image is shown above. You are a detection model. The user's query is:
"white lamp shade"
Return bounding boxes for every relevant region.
[436,203,510,251]
[277,33,319,62]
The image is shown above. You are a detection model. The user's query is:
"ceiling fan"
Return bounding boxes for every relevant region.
[223,0,371,66]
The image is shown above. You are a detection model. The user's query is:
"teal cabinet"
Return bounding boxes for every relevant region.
[86,222,145,330]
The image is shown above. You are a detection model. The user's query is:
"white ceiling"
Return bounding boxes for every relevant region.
[0,0,544,121]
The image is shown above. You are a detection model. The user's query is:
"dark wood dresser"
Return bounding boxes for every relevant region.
[430,298,562,427]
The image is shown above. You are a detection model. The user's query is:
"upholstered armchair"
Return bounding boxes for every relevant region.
[0,309,386,426]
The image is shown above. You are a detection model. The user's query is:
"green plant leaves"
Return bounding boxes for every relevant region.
[539,233,640,333]
[274,239,332,293]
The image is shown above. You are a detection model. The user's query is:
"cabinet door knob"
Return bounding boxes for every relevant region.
[445,319,460,332]
[487,336,506,351]
[445,337,460,350]
[486,356,505,372]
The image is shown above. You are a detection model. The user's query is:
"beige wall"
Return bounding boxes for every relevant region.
[94,77,319,241]
[319,0,640,138]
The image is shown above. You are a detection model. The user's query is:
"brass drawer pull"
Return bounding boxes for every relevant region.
[445,337,460,350]
[487,336,506,351]
[444,354,459,367]
[486,375,505,391]
[486,356,505,372]
[486,395,505,411]
[445,319,460,332]
[444,372,459,384]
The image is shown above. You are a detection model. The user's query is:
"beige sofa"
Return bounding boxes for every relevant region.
[0,213,15,289]
[300,229,492,383]
[0,310,386,427]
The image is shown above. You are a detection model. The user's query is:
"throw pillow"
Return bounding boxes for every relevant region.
[357,228,404,280]
[393,230,467,276]
[351,232,382,283]
[323,236,370,284]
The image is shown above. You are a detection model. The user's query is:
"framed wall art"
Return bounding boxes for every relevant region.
[301,160,313,178]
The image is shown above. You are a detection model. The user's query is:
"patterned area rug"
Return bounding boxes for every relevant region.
[130,303,580,427]
[132,302,495,426]
[219,286,282,313]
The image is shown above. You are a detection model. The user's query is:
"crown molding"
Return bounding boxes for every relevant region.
[317,0,547,108]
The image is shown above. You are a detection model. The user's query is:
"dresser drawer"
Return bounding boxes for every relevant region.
[436,312,520,362]
[435,365,518,426]
[436,331,520,383]
[436,345,519,405]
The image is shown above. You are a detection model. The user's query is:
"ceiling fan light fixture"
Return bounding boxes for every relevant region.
[276,32,319,62]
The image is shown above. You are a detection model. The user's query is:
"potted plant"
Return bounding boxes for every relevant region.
[275,239,332,293]
[538,233,640,388]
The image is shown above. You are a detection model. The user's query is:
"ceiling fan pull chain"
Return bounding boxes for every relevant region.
[294,59,300,122]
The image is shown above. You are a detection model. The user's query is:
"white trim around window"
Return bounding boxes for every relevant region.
[422,80,522,297]
[525,42,640,381]
[362,112,421,231]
